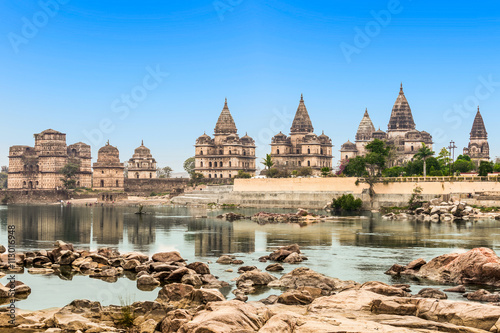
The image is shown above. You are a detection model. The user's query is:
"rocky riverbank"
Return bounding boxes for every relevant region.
[3,246,500,331]
[216,209,350,225]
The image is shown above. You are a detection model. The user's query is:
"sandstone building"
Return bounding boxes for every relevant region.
[92,142,124,190]
[463,107,489,165]
[194,99,256,179]
[8,129,91,189]
[341,84,432,164]
[270,94,333,175]
[127,141,157,179]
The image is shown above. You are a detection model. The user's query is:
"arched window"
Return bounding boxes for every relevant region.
[298,161,301,166]
[229,150,231,155]
[307,161,310,167]
[320,149,323,154]
[76,181,79,187]
[220,174,223,178]
[102,170,104,174]
[23,181,26,188]
[200,150,203,155]
[220,162,223,167]
[201,161,203,167]
[136,173,139,179]
[214,162,218,167]
[411,146,414,151]
[219,150,223,155]
[229,174,232,178]
[116,180,119,187]
[296,149,300,154]
[209,174,212,178]
[243,150,246,156]
[214,174,217,178]
[150,173,152,178]
[277,149,280,154]
[345,155,348,160]
[101,180,104,187]
[229,161,231,167]
[209,162,212,167]
[307,148,310,154]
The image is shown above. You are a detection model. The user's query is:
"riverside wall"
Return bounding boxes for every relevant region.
[223,177,500,209]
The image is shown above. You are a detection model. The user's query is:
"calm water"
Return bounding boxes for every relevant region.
[1,204,500,310]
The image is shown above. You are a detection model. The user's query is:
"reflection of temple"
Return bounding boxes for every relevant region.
[7,206,92,245]
[263,223,332,248]
[187,219,255,257]
[126,214,156,246]
[92,208,124,245]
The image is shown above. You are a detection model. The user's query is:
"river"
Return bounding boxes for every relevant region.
[0,204,499,311]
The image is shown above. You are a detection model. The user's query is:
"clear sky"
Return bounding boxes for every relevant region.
[1,0,500,172]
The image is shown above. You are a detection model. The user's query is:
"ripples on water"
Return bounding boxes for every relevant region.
[0,205,499,310]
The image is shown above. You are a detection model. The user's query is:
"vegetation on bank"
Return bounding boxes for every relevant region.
[331,194,363,211]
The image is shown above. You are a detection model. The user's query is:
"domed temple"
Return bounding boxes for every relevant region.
[270,95,333,175]
[128,141,157,179]
[463,107,489,165]
[92,141,125,190]
[194,99,256,179]
[340,84,432,164]
[8,129,91,189]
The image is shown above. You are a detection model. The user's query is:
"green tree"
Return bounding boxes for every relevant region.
[235,170,252,178]
[0,166,8,189]
[364,139,391,176]
[296,167,312,177]
[494,163,500,173]
[321,167,331,177]
[158,166,173,178]
[453,159,474,174]
[478,161,494,177]
[437,148,451,170]
[261,154,274,171]
[414,143,435,177]
[343,156,367,177]
[382,166,404,177]
[183,157,195,177]
[59,162,80,189]
[331,194,363,211]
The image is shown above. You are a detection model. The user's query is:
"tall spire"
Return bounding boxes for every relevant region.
[470,106,487,139]
[290,94,314,134]
[388,83,415,131]
[214,98,237,134]
[141,139,144,146]
[356,108,375,141]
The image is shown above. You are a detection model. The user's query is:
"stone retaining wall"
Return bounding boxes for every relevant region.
[124,178,189,196]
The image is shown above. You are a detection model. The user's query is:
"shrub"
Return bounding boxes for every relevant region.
[234,170,252,178]
[296,167,312,177]
[331,194,363,211]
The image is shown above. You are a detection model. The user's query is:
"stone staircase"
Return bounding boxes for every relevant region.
[170,185,233,205]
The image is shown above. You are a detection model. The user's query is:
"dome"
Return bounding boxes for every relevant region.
[196,133,212,144]
[240,133,255,145]
[133,141,152,158]
[341,140,357,152]
[303,132,318,143]
[97,142,120,163]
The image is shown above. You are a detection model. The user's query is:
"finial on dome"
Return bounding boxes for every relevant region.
[106,140,109,145]
[300,93,303,101]
[478,105,480,112]
[225,98,227,105]
[141,139,144,146]
[400,82,403,93]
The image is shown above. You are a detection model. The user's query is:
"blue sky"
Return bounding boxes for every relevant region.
[1,0,500,172]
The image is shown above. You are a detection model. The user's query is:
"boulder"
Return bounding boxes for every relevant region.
[123,252,149,263]
[88,254,109,265]
[152,251,185,263]
[27,268,54,275]
[180,269,203,287]
[444,285,466,293]
[406,258,426,270]
[464,289,500,302]
[236,270,277,288]
[97,247,120,259]
[156,283,194,303]
[216,255,234,264]
[282,252,302,264]
[58,250,80,265]
[238,266,258,273]
[123,259,141,270]
[32,256,52,267]
[160,309,192,333]
[0,245,5,254]
[277,289,314,305]
[186,262,210,275]
[415,288,447,299]
[259,295,279,305]
[265,263,284,271]
[360,281,409,297]
[190,288,226,304]
[272,267,358,295]
[137,275,160,287]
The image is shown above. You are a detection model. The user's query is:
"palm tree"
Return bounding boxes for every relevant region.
[415,143,435,177]
[261,154,274,170]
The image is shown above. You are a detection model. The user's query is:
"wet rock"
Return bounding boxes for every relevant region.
[27,268,54,275]
[137,275,160,288]
[186,262,210,275]
[32,256,52,267]
[360,281,409,297]
[0,245,5,254]
[216,255,234,264]
[123,259,141,270]
[88,254,109,266]
[89,267,119,278]
[123,252,149,263]
[464,289,500,302]
[149,262,178,272]
[231,259,244,265]
[232,289,248,302]
[190,288,226,304]
[152,251,185,263]
[164,267,189,283]
[200,274,229,288]
[282,252,303,264]
[236,270,277,288]
[415,288,447,299]
[265,263,284,271]
[238,266,258,273]
[180,269,203,287]
[444,285,466,293]
[0,280,31,298]
[160,309,193,333]
[268,244,301,262]
[156,283,194,303]
[271,267,358,295]
[259,295,278,305]
[58,250,80,265]
[384,263,405,276]
[406,258,426,270]
[97,247,120,259]
[277,289,314,305]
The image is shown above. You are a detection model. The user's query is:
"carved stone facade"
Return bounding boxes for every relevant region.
[195,99,256,179]
[92,142,124,190]
[270,95,333,175]
[127,141,157,179]
[341,84,432,164]
[8,129,91,189]
[464,107,489,165]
